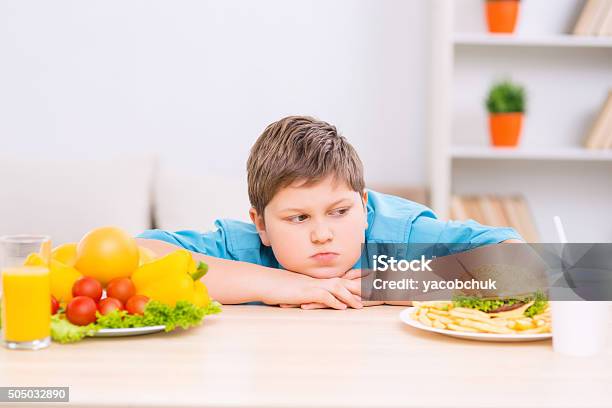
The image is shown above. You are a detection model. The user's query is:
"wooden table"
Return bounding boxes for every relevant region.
[1,305,611,408]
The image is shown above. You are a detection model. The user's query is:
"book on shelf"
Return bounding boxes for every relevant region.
[450,194,539,243]
[600,2,612,35]
[572,0,612,36]
[583,90,612,149]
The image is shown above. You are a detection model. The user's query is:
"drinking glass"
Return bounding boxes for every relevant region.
[1,235,51,350]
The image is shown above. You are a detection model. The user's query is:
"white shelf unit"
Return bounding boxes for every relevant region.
[451,146,612,162]
[454,33,612,48]
[428,0,612,243]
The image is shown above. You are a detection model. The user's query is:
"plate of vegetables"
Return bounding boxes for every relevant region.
[46,241,221,342]
[11,227,222,344]
[51,295,221,343]
[49,260,221,343]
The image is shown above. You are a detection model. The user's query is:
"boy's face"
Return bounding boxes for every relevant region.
[250,176,368,278]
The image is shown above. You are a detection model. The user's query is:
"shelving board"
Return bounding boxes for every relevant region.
[451,146,612,161]
[454,33,612,48]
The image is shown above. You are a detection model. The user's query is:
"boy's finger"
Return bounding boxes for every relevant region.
[318,291,347,310]
[305,296,361,310]
[300,303,327,310]
[279,304,299,308]
[341,278,362,297]
[331,285,362,309]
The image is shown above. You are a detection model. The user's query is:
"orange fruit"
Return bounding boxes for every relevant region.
[75,226,139,286]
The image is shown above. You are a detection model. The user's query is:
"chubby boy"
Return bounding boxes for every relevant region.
[137,116,522,309]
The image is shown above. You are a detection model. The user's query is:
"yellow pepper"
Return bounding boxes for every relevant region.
[50,242,78,266]
[24,252,82,303]
[131,249,209,306]
[192,280,211,308]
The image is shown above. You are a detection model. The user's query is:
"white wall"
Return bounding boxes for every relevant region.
[0,0,431,186]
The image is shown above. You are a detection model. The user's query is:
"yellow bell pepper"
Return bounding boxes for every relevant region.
[50,242,78,266]
[24,252,82,303]
[193,280,211,308]
[131,249,190,289]
[137,245,157,266]
[131,249,209,306]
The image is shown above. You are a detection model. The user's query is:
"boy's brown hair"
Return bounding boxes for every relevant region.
[247,115,365,216]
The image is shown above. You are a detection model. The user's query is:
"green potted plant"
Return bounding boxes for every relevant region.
[485,0,521,34]
[485,80,526,147]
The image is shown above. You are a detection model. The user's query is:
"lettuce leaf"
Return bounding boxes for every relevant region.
[50,315,99,344]
[95,300,222,332]
[44,299,222,343]
[524,291,548,317]
[453,290,548,316]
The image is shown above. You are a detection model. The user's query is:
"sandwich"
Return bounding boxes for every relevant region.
[452,290,548,318]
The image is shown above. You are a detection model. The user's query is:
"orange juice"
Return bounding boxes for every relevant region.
[1,266,50,342]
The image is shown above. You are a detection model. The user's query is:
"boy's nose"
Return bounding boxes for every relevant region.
[311,224,333,244]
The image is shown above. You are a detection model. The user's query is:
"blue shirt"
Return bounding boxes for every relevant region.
[137,190,522,268]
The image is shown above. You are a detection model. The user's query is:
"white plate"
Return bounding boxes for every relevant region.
[93,325,166,337]
[399,307,551,342]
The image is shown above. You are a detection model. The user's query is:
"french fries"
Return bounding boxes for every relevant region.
[410,301,551,335]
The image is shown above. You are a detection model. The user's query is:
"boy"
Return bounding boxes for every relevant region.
[137,116,522,309]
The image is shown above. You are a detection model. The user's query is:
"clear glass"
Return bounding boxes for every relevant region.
[1,235,52,350]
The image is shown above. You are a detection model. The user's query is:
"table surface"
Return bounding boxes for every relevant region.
[1,304,611,408]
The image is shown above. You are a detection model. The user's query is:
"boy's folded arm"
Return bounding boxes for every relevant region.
[135,238,361,309]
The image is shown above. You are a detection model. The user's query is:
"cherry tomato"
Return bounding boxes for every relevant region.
[97,297,124,315]
[125,295,149,315]
[51,295,59,315]
[66,296,98,326]
[72,277,103,302]
[106,277,136,304]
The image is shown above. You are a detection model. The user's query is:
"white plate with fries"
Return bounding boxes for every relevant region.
[400,302,552,342]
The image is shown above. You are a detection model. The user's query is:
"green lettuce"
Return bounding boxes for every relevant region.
[47,299,221,344]
[95,300,221,332]
[453,290,548,316]
[51,315,99,344]
[524,291,548,317]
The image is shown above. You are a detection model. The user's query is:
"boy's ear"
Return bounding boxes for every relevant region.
[249,207,271,246]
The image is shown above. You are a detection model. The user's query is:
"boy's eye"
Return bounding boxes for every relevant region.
[287,214,309,223]
[329,207,350,216]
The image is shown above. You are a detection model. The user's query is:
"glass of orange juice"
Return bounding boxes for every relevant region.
[1,235,52,350]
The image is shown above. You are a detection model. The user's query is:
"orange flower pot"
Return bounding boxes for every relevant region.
[489,113,523,147]
[486,0,520,34]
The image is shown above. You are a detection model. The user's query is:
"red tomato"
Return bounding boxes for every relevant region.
[97,297,124,315]
[51,295,59,315]
[66,296,98,326]
[72,277,103,302]
[125,295,149,315]
[106,277,136,304]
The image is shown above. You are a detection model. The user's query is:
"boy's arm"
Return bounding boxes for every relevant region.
[410,216,524,246]
[136,238,362,309]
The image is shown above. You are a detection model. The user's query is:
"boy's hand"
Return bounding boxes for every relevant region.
[266,272,363,310]
[287,269,385,310]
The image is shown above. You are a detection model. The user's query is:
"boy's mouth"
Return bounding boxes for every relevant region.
[310,252,339,263]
